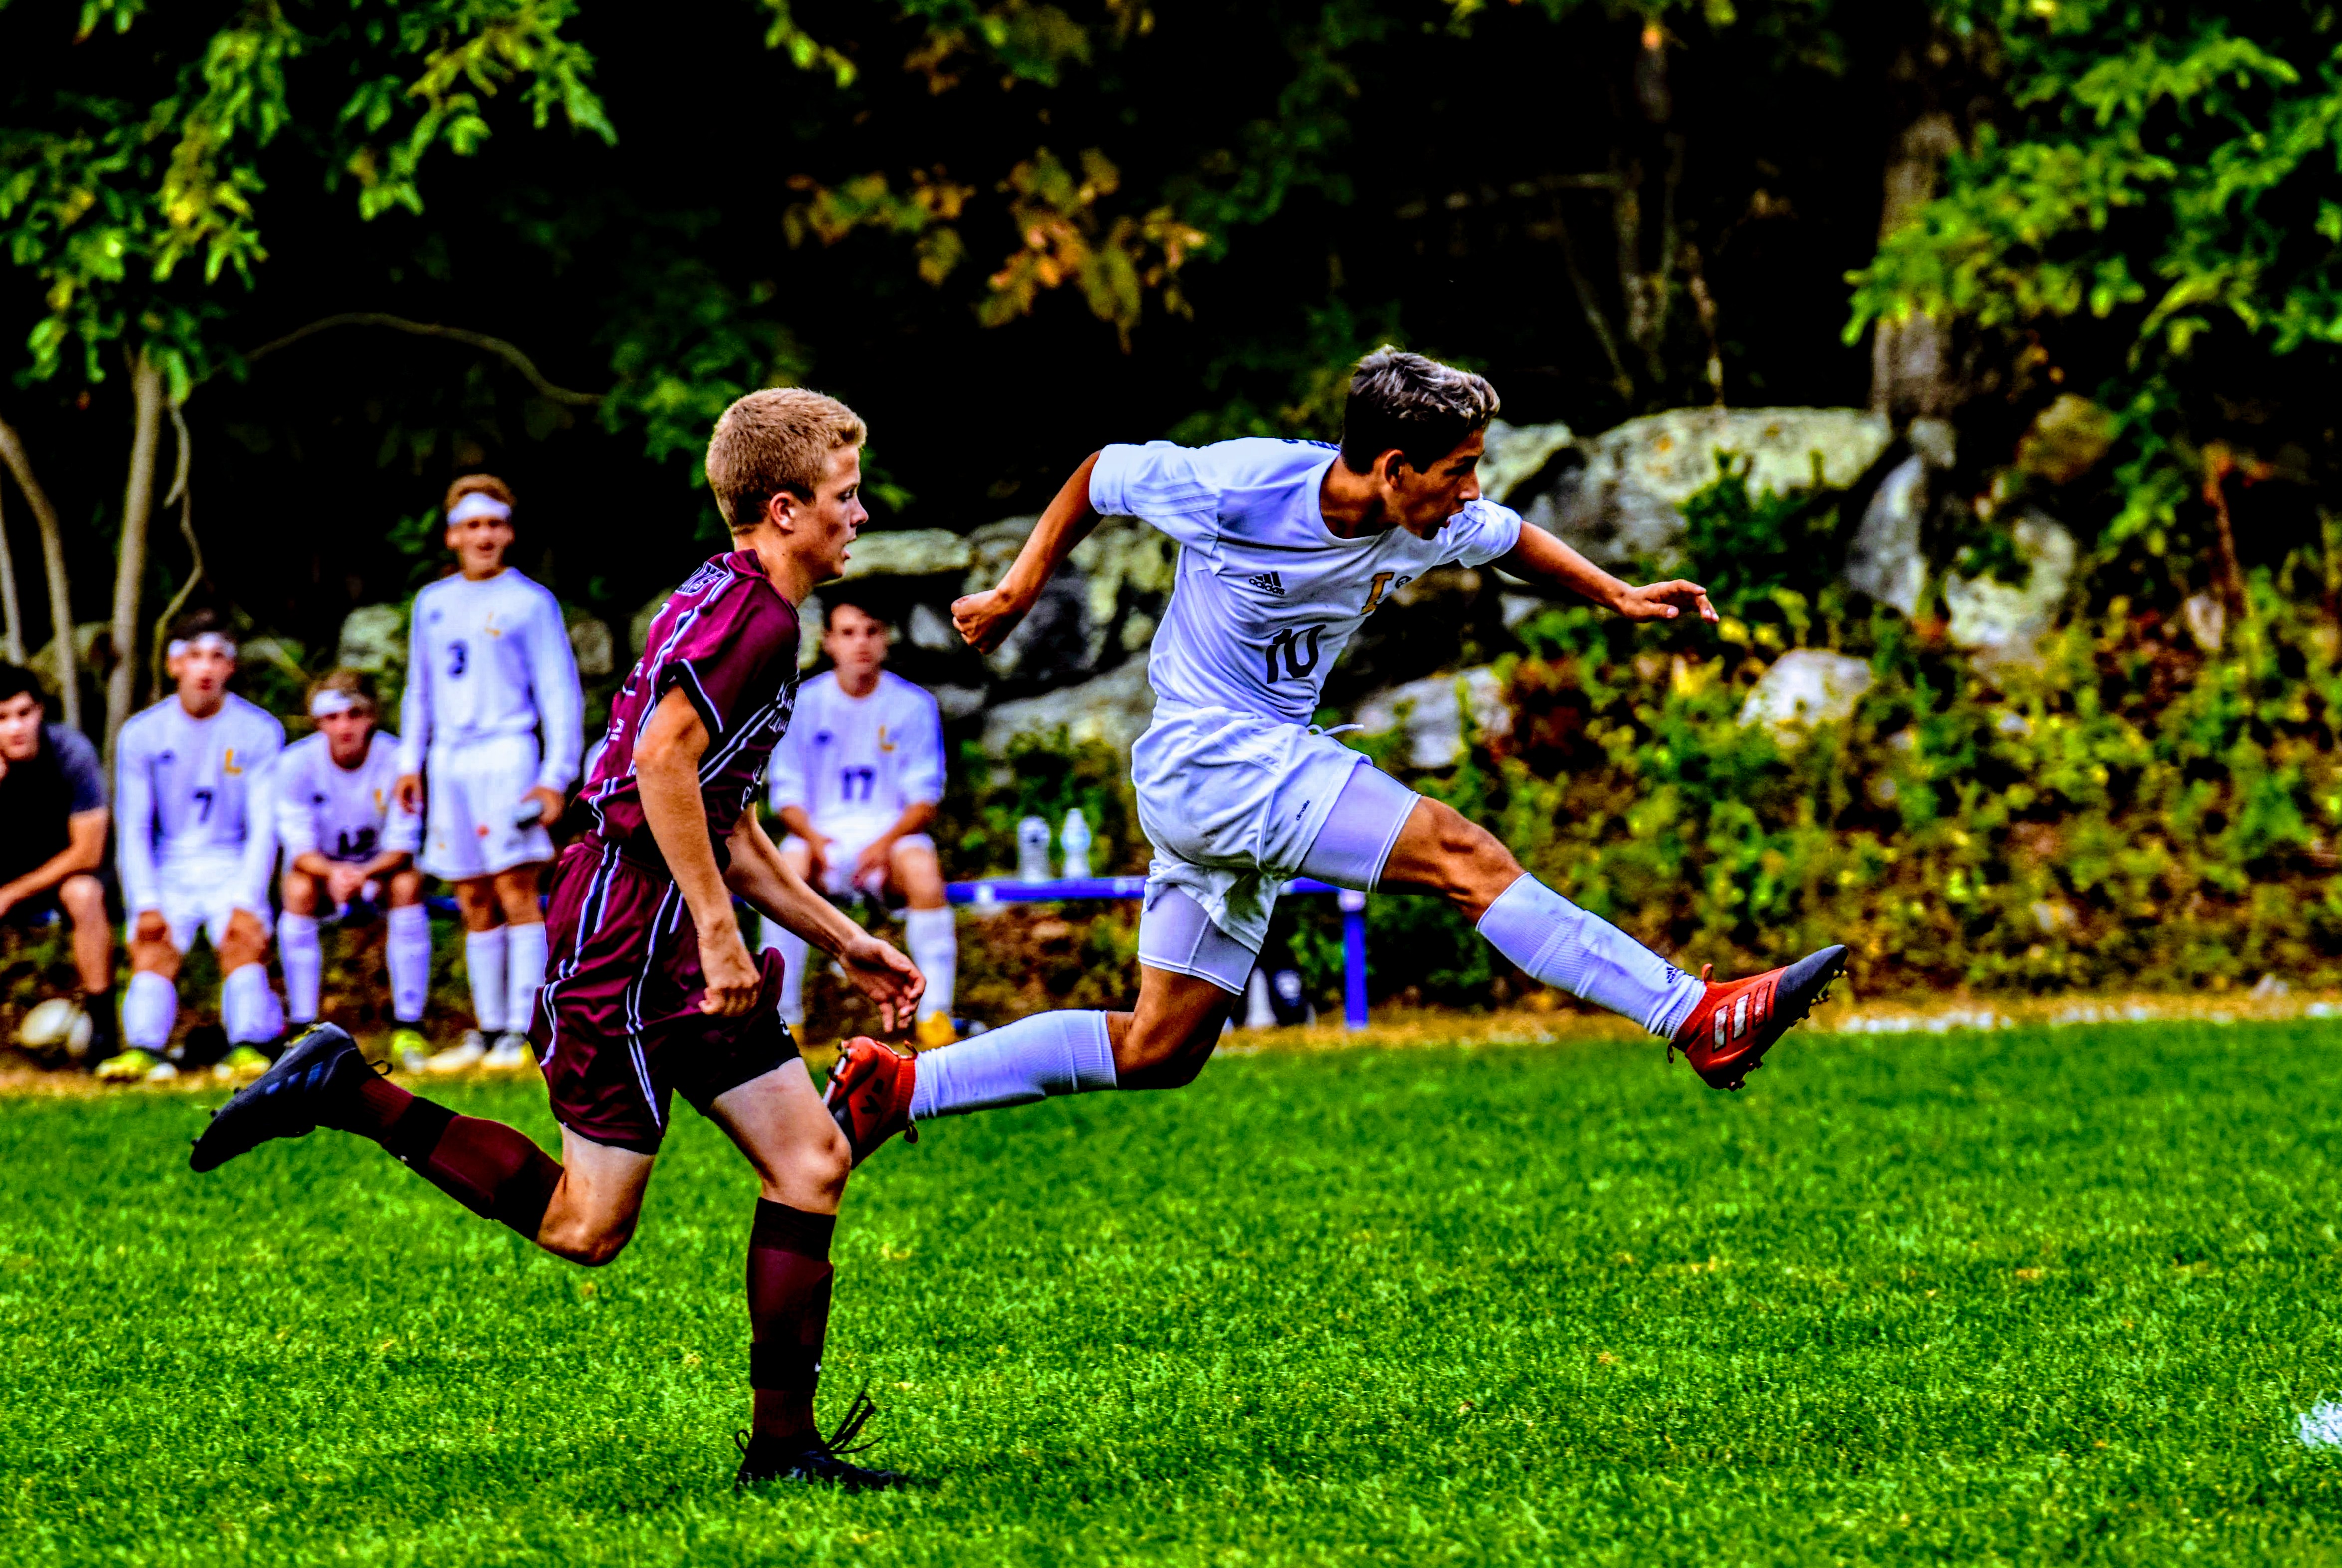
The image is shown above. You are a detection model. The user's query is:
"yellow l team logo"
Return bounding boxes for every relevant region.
[878,725,896,754]
[223,748,241,776]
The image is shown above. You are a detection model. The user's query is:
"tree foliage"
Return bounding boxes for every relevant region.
[1849,1,2342,584]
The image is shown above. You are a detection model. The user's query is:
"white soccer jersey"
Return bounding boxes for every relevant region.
[115,693,286,916]
[396,568,584,789]
[274,730,423,865]
[1089,438,1524,724]
[768,670,946,828]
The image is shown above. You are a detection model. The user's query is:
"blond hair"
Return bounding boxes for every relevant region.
[704,388,866,530]
[444,472,516,517]
[306,668,377,717]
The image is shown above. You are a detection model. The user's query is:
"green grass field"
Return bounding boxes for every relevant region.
[9,1019,2342,1565]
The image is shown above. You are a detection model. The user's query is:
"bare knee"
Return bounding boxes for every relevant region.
[280,873,321,917]
[542,1213,637,1267]
[770,1123,853,1208]
[59,875,106,927]
[1113,1006,1227,1090]
[386,869,425,907]
[493,870,543,927]
[452,880,502,932]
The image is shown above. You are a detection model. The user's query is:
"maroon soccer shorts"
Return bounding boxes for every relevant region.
[530,837,800,1155]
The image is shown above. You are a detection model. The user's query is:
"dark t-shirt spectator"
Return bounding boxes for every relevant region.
[0,723,105,882]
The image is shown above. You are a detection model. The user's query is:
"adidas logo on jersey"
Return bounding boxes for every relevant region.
[1247,571,1286,596]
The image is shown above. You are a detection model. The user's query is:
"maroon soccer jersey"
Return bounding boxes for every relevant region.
[583,550,801,859]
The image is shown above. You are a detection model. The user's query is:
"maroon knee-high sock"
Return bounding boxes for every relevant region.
[747,1200,836,1443]
[329,1075,563,1240]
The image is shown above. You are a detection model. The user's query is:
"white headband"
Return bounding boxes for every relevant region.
[308,690,362,718]
[168,633,237,660]
[448,493,512,525]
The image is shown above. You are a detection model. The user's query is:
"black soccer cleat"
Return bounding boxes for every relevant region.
[733,1389,908,1492]
[188,1023,368,1173]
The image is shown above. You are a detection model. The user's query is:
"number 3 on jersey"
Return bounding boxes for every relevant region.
[448,639,468,679]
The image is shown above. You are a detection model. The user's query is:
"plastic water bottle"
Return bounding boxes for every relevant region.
[1016,815,1053,882]
[1060,809,1092,881]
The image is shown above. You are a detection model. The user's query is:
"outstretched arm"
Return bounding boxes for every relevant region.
[1497,521,1719,624]
[951,452,1103,655]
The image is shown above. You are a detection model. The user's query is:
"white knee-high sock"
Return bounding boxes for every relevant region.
[221,962,280,1044]
[764,914,809,1027]
[387,904,432,1024]
[277,912,322,1024]
[907,1009,1116,1120]
[123,970,176,1051]
[1477,875,1703,1038]
[505,921,548,1036]
[465,927,510,1033]
[903,907,957,1021]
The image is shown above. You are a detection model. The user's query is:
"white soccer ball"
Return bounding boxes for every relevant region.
[18,997,93,1057]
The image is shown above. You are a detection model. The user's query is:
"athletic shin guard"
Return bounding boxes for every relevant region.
[329,1075,562,1240]
[220,962,281,1045]
[387,904,432,1024]
[764,916,810,1027]
[505,921,548,1035]
[464,927,510,1033]
[277,912,322,1024]
[1476,875,1703,1038]
[907,1009,1116,1120]
[123,970,177,1052]
[746,1200,835,1442]
[904,907,956,1022]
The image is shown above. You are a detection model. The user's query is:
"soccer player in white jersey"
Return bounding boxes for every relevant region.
[394,474,584,1073]
[826,349,1847,1155]
[105,612,287,1083]
[276,671,433,1070]
[761,594,958,1045]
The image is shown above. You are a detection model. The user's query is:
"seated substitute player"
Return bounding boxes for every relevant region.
[0,663,116,1062]
[276,671,433,1071]
[761,592,958,1046]
[395,474,584,1073]
[106,612,286,1083]
[193,387,926,1492]
[827,349,1847,1153]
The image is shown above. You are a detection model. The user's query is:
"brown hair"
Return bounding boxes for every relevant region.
[443,473,517,517]
[704,388,866,530]
[306,668,377,717]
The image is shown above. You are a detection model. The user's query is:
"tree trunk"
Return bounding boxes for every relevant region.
[0,475,24,664]
[108,353,165,763]
[1869,111,1961,422]
[0,412,80,731]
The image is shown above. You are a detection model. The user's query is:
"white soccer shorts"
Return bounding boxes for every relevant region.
[421,734,556,881]
[1131,703,1418,966]
[153,850,258,954]
[782,810,937,897]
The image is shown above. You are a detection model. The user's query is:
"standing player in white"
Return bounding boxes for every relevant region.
[276,671,433,1070]
[105,613,287,1083]
[826,349,1847,1154]
[395,474,583,1073]
[761,594,958,1045]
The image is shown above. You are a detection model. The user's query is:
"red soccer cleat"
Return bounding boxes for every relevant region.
[824,1036,919,1164]
[1669,944,1847,1091]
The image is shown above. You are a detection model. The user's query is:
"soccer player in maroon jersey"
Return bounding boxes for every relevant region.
[189,389,925,1491]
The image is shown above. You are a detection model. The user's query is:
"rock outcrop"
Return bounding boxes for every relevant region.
[1740,649,1874,733]
[1514,407,1892,567]
[981,654,1156,758]
[1355,666,1511,769]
